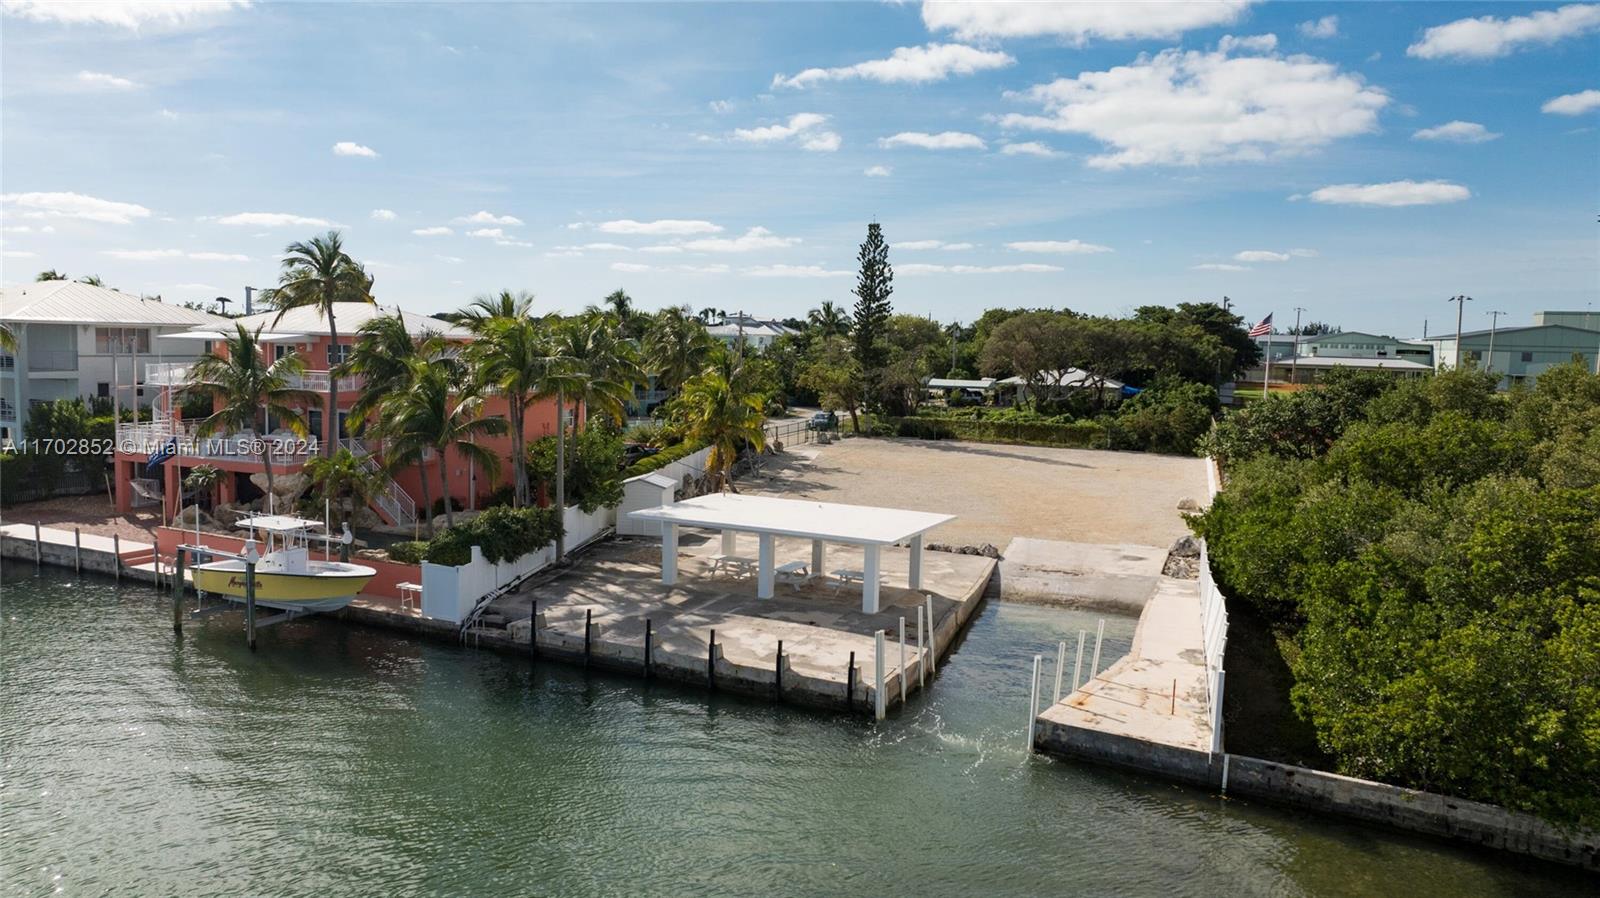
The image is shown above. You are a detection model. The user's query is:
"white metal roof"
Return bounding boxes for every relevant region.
[0,281,229,327]
[627,493,953,545]
[926,377,995,391]
[224,303,472,339]
[1282,356,1433,370]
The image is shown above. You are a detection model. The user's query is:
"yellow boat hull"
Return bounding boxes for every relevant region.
[192,561,376,612]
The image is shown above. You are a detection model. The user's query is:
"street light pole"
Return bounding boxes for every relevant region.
[1448,295,1473,369]
[1289,307,1306,386]
[1485,310,1506,377]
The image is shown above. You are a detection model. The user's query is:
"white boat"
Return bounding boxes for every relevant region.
[191,515,377,613]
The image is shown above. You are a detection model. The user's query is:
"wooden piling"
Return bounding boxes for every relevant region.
[707,629,717,691]
[643,618,653,679]
[775,639,783,698]
[73,527,82,575]
[112,534,122,586]
[244,558,257,651]
[33,522,41,568]
[846,651,855,711]
[171,546,185,634]
[925,596,936,673]
[898,617,907,705]
[584,608,592,667]
[529,600,538,658]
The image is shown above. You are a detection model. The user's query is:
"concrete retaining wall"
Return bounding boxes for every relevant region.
[1032,714,1598,871]
[1,529,150,581]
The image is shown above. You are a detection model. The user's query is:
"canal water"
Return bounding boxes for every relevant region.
[1,562,1585,897]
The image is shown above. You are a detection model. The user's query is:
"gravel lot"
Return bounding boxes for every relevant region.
[745,437,1209,549]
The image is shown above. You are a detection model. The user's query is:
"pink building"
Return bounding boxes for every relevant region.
[113,303,573,529]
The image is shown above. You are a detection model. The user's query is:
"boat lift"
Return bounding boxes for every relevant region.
[171,522,356,650]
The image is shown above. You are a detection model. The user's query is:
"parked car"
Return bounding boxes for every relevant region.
[806,410,838,431]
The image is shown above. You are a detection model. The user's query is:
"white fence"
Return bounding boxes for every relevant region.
[419,503,614,622]
[615,445,713,537]
[1200,457,1229,755]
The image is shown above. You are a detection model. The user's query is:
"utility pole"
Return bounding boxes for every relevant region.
[1289,306,1306,386]
[1448,295,1473,369]
[244,285,256,316]
[1485,310,1506,376]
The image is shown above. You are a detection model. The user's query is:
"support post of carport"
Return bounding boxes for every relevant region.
[908,534,923,590]
[661,523,678,586]
[811,539,824,576]
[862,544,881,614]
[721,529,737,555]
[757,533,775,599]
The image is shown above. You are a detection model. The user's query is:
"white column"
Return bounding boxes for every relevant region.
[908,534,923,590]
[757,532,775,599]
[721,529,737,555]
[862,544,881,613]
[661,523,678,586]
[811,539,824,576]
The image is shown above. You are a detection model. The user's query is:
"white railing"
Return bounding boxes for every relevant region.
[115,421,319,465]
[340,438,416,527]
[143,361,358,393]
[1199,457,1229,755]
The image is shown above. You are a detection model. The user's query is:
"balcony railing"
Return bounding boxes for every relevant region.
[144,361,360,393]
[115,421,319,466]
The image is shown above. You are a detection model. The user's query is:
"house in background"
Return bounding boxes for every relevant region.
[705,314,795,351]
[113,302,575,529]
[1423,310,1600,389]
[0,281,227,444]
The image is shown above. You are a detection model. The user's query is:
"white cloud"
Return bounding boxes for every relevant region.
[77,70,138,89]
[1193,263,1251,271]
[998,39,1388,169]
[639,245,685,254]
[3,225,52,233]
[550,242,633,255]
[467,228,505,238]
[1542,89,1600,115]
[742,264,851,278]
[102,249,250,261]
[879,131,986,150]
[159,108,179,120]
[370,208,397,221]
[1005,240,1113,254]
[217,211,332,227]
[1303,180,1471,207]
[709,99,733,113]
[1407,4,1600,60]
[612,262,653,273]
[493,239,534,248]
[454,210,523,226]
[1,0,249,28]
[1298,15,1338,39]
[2,250,37,259]
[595,219,723,236]
[611,262,731,275]
[332,141,378,158]
[2,191,151,224]
[435,255,463,264]
[922,0,1252,43]
[895,240,979,251]
[773,43,1013,89]
[412,226,453,236]
[732,112,841,152]
[900,263,1064,274]
[1412,120,1502,143]
[1233,250,1290,262]
[863,165,893,177]
[679,227,801,253]
[1000,141,1060,157]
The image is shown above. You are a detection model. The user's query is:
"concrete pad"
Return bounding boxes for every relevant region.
[997,538,1169,613]
[1036,577,1212,752]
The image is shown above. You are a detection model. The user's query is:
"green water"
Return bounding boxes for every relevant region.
[1,561,1586,897]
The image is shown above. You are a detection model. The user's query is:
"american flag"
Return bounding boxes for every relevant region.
[1248,313,1273,337]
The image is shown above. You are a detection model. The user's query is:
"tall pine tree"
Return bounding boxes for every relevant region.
[851,221,893,374]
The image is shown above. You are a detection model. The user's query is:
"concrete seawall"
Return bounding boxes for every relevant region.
[1033,718,1599,871]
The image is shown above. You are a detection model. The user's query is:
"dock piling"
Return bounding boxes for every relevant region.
[530,600,538,658]
[643,618,652,679]
[1072,630,1086,692]
[846,652,855,711]
[874,630,886,720]
[898,617,907,704]
[33,522,41,568]
[584,608,592,667]
[112,534,121,586]
[73,528,82,575]
[1026,654,1042,752]
[244,558,257,651]
[915,605,925,688]
[171,546,185,635]
[1053,640,1066,704]
[1089,620,1105,684]
[924,596,936,673]
[775,639,783,698]
[707,629,716,691]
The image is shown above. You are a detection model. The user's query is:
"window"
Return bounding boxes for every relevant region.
[1520,351,1533,363]
[94,327,150,353]
[326,343,350,366]
[274,344,294,361]
[97,382,110,398]
[1465,350,1482,362]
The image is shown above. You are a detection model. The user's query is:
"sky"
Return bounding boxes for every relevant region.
[1,1,1596,338]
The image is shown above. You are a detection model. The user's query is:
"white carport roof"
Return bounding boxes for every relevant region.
[627,493,952,546]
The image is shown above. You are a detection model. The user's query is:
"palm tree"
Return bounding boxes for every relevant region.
[338,310,443,431]
[465,292,577,510]
[808,301,851,338]
[0,323,16,354]
[35,269,67,282]
[373,359,505,531]
[77,275,105,287]
[644,306,715,398]
[187,325,321,505]
[303,447,381,530]
[263,230,374,457]
[678,350,767,492]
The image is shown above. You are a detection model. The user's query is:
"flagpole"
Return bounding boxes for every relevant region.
[1262,332,1272,399]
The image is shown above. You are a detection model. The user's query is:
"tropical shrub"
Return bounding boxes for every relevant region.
[384,540,428,564]
[621,439,705,479]
[423,505,562,566]
[1102,379,1218,455]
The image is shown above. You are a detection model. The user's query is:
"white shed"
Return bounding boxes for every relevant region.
[617,472,679,537]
